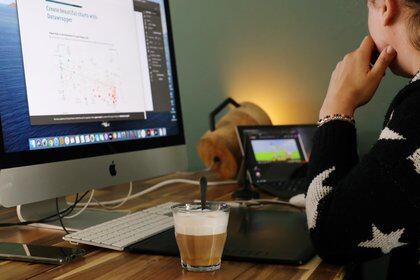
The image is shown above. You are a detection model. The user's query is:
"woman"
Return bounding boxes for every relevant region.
[305,0,419,276]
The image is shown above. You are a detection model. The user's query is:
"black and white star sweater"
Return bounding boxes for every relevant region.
[305,79,420,266]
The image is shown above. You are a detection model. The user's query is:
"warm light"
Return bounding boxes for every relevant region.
[221,50,322,125]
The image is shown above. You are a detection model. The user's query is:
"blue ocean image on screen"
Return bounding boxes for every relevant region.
[0,3,179,153]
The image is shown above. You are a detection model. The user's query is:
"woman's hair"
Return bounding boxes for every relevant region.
[404,0,420,50]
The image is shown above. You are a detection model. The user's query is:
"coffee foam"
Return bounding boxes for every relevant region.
[173,211,229,236]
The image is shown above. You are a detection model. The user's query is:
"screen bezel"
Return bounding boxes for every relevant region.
[236,124,317,183]
[236,124,317,156]
[0,0,185,170]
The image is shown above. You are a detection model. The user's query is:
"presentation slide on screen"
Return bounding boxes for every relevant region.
[16,0,153,125]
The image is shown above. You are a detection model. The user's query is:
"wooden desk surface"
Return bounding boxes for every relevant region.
[0,172,344,280]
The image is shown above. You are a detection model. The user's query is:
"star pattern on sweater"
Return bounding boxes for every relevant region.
[358,224,406,254]
[306,167,335,230]
[408,148,420,174]
[379,127,406,141]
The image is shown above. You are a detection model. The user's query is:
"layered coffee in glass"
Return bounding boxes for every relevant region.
[171,202,230,272]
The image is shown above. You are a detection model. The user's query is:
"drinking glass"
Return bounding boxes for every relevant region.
[171,202,230,272]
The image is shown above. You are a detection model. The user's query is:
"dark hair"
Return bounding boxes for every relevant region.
[404,0,420,50]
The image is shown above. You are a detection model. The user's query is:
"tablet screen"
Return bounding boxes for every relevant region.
[237,125,317,183]
[251,137,304,164]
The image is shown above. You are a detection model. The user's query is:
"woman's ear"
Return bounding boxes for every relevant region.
[382,0,400,26]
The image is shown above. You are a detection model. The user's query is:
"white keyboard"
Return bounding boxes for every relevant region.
[63,202,177,251]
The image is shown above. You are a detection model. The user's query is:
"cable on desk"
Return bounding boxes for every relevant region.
[77,179,237,208]
[64,190,95,219]
[92,182,133,210]
[174,165,215,176]
[0,192,89,228]
[56,197,69,234]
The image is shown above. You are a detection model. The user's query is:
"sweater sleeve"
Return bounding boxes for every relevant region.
[305,94,420,264]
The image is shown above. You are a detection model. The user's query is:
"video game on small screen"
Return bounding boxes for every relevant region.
[251,139,302,163]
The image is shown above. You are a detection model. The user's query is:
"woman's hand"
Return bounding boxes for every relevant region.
[320,36,397,119]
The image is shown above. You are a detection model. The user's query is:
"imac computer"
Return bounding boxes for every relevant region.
[0,0,187,229]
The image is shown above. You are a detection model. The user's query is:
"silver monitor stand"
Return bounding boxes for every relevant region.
[1,145,187,231]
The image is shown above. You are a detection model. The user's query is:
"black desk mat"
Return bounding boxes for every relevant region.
[128,206,315,265]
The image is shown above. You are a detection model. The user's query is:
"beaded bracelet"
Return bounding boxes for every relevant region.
[317,114,355,127]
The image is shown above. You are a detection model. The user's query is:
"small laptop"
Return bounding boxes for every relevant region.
[236,125,317,199]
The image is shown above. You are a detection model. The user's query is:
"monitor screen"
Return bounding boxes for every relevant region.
[0,0,184,168]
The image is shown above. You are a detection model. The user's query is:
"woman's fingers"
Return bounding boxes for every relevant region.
[320,36,397,118]
[369,46,397,82]
[359,36,376,61]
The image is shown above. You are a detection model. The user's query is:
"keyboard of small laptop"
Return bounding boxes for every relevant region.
[257,178,308,199]
[63,202,177,251]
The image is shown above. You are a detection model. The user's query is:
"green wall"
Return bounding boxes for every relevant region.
[169,0,406,171]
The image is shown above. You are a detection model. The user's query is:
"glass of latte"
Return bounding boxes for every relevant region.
[171,202,230,272]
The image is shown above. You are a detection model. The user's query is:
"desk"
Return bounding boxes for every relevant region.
[0,172,344,280]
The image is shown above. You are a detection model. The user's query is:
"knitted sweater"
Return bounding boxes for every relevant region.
[305,80,420,266]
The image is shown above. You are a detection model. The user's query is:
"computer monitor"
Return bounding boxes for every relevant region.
[0,0,187,227]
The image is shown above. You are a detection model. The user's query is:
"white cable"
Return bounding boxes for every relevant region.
[64,190,95,219]
[175,166,212,176]
[92,182,133,210]
[76,179,237,207]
